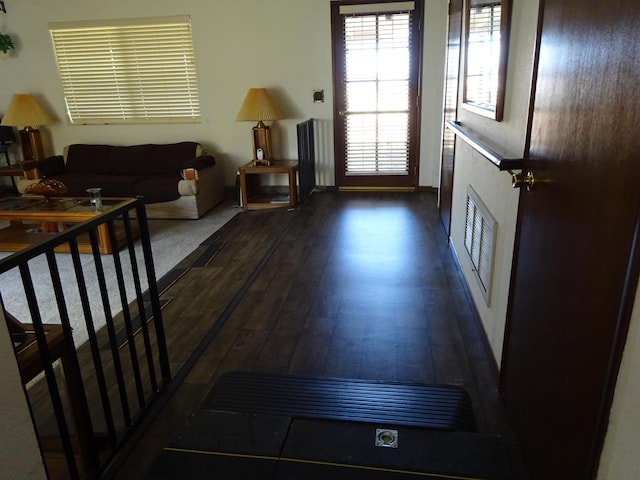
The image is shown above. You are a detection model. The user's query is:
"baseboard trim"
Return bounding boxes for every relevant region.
[338,186,416,192]
[448,240,501,378]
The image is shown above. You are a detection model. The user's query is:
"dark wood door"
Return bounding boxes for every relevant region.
[500,1,640,479]
[330,0,423,189]
[438,0,462,234]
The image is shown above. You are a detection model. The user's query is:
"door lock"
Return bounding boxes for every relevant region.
[511,170,535,191]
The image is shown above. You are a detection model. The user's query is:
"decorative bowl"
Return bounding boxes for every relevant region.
[24,179,68,200]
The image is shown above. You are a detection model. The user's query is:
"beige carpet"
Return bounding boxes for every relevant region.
[0,201,240,346]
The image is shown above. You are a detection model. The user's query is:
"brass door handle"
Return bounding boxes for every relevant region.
[512,170,535,191]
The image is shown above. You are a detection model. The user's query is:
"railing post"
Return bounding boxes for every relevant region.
[136,200,171,383]
[0,197,172,479]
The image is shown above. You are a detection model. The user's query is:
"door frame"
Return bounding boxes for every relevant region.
[330,0,424,189]
[438,0,463,234]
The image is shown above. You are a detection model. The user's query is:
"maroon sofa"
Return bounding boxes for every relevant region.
[21,142,224,219]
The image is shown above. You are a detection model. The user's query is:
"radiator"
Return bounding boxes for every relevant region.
[297,119,316,204]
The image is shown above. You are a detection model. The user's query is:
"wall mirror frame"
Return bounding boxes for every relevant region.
[461,0,511,121]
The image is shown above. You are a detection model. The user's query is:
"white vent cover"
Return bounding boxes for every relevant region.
[464,186,497,306]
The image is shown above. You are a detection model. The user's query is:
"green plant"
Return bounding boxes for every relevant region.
[0,32,15,53]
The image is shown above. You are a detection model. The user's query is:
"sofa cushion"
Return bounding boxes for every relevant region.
[65,145,113,174]
[51,172,145,198]
[150,142,199,174]
[110,144,156,175]
[182,154,215,170]
[34,155,66,178]
[133,173,182,204]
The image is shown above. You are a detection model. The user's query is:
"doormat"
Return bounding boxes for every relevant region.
[203,371,477,431]
[150,372,513,479]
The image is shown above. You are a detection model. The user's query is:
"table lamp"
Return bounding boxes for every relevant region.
[1,94,54,163]
[236,88,283,165]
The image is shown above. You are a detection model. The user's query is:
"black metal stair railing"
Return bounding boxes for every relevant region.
[0,198,171,480]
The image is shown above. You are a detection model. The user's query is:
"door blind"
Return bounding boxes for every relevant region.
[342,10,412,175]
[50,16,201,125]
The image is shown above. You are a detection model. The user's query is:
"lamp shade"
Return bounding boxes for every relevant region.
[1,94,54,127]
[235,88,283,122]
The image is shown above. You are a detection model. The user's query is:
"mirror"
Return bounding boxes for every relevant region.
[462,0,511,121]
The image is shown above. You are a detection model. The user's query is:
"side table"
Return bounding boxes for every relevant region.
[238,160,298,211]
[0,162,25,195]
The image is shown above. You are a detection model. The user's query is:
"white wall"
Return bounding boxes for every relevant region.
[0,310,47,480]
[419,0,448,187]
[598,282,640,478]
[0,0,447,189]
[449,0,538,362]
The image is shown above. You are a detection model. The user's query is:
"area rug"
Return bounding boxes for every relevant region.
[0,201,240,346]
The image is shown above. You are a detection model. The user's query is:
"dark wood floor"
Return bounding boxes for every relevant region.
[108,190,524,479]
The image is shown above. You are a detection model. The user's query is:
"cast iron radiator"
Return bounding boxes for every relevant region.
[296,118,316,204]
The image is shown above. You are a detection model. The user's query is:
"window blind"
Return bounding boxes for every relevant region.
[50,16,201,125]
[465,3,501,109]
[339,1,415,15]
[343,11,412,175]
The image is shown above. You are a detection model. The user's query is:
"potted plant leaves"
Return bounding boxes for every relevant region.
[0,32,15,58]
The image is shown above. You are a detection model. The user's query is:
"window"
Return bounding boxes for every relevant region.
[50,16,201,125]
[462,0,511,121]
[465,3,501,108]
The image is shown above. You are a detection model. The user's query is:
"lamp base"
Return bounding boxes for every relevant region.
[19,127,45,180]
[251,121,274,163]
[252,159,271,166]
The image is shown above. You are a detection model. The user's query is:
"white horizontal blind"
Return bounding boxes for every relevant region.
[465,3,501,109]
[340,1,415,14]
[50,16,201,125]
[343,9,412,175]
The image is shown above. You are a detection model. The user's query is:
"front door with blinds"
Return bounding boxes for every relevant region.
[331,0,423,189]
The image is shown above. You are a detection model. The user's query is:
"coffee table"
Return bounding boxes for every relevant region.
[0,196,138,254]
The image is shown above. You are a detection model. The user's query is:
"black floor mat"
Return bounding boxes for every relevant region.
[150,372,513,480]
[278,418,512,480]
[203,371,477,432]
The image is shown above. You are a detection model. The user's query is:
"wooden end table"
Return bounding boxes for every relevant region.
[238,160,298,211]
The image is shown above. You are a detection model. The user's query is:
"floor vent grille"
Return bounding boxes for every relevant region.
[464,186,497,306]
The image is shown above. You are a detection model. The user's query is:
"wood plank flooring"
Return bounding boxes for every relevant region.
[107,190,526,479]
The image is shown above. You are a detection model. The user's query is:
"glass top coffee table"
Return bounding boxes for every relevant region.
[0,196,138,254]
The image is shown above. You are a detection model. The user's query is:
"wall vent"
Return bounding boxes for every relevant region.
[464,186,497,306]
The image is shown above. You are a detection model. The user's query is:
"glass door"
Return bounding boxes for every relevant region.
[331,1,424,189]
